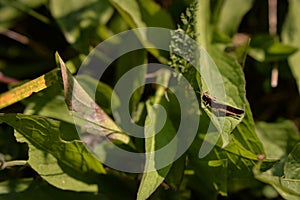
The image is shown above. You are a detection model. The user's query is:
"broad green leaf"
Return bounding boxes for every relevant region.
[0,179,106,200]
[189,130,276,197]
[0,68,60,110]
[254,161,300,200]
[196,0,246,147]
[189,113,275,179]
[285,144,300,179]
[0,114,106,191]
[256,120,300,160]
[137,102,176,200]
[282,0,300,93]
[217,0,254,37]
[14,134,98,192]
[0,178,32,194]
[50,0,113,53]
[255,120,300,185]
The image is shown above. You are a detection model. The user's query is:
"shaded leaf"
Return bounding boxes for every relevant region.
[233,100,265,155]
[282,0,300,93]
[188,159,227,199]
[0,179,107,200]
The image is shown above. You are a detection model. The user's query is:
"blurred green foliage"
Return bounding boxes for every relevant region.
[0,0,299,199]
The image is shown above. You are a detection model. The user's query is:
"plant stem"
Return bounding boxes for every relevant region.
[1,160,27,169]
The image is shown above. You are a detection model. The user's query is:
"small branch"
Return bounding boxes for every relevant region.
[0,72,19,84]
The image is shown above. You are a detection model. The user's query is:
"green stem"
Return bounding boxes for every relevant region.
[1,160,27,169]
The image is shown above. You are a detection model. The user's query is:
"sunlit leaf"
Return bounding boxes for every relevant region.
[50,0,113,53]
[137,102,176,200]
[0,114,106,192]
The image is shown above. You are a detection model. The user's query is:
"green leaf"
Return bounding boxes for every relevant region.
[188,159,228,199]
[15,136,98,192]
[109,0,174,29]
[217,0,254,37]
[0,114,106,192]
[249,35,298,62]
[137,102,177,200]
[164,155,186,190]
[254,160,300,200]
[195,1,246,147]
[138,0,174,29]
[200,46,246,147]
[256,120,300,160]
[190,113,276,179]
[285,144,300,179]
[233,100,265,155]
[50,0,114,53]
[254,121,300,198]
[108,0,144,28]
[282,0,300,93]
[0,179,106,200]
